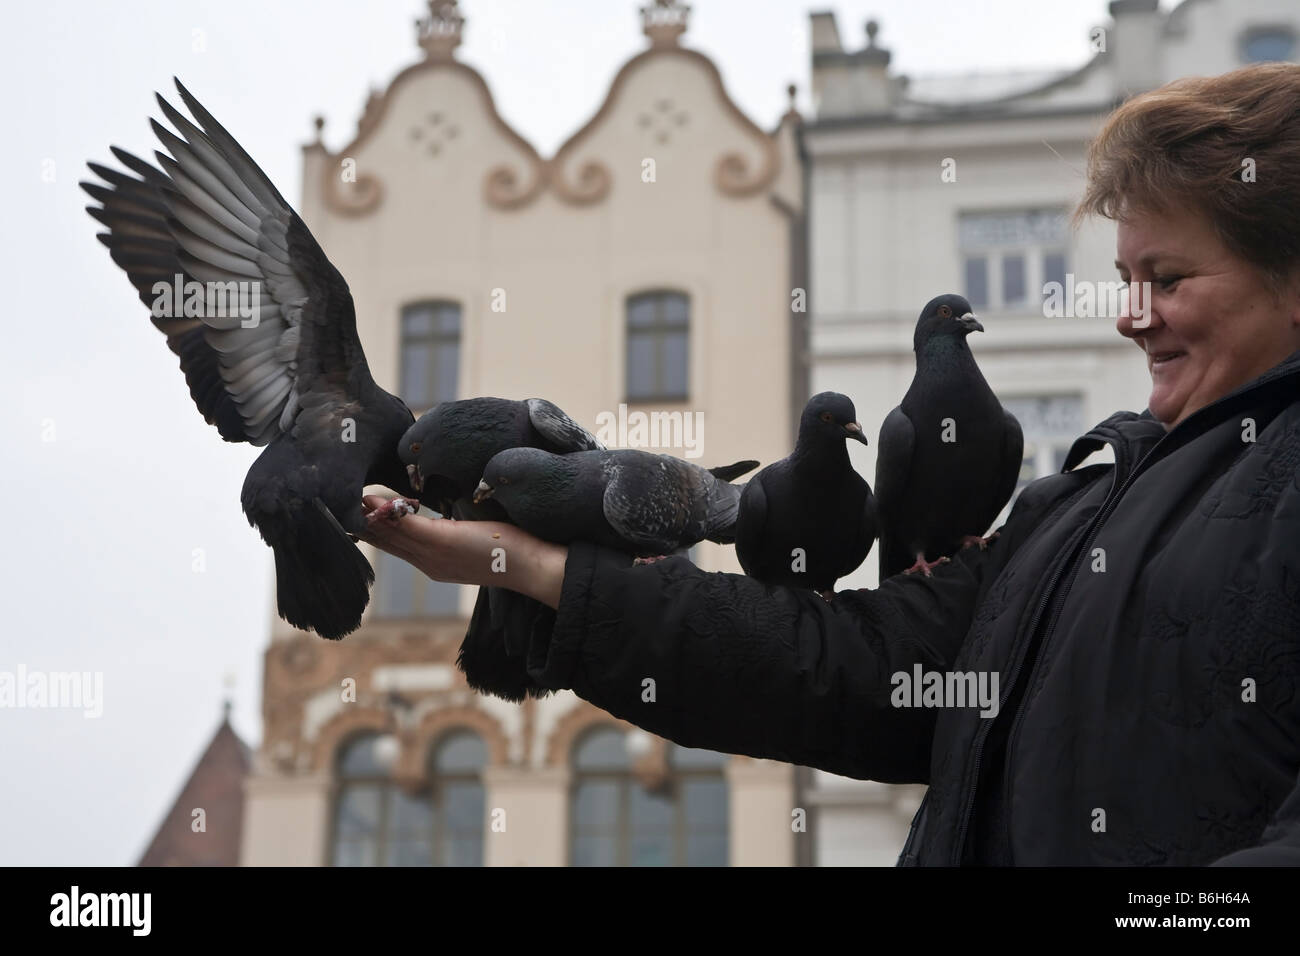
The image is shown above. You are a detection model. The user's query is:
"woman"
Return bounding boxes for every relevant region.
[361,63,1300,865]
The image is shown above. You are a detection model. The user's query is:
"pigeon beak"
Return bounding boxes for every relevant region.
[472,480,494,504]
[958,312,984,333]
[406,463,423,493]
[844,422,869,445]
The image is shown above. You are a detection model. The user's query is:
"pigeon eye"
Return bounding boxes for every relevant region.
[819,411,833,423]
[938,305,953,318]
[410,442,421,454]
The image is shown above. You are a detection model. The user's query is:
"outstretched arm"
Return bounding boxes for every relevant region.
[359,494,1000,782]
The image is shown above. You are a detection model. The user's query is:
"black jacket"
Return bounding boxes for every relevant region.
[516,350,1300,865]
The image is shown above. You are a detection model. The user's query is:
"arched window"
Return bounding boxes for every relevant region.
[400,300,460,410]
[569,726,729,866]
[430,731,487,866]
[331,731,433,866]
[329,729,486,866]
[626,291,689,401]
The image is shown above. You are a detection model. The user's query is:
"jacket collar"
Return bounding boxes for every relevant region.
[1061,347,1300,473]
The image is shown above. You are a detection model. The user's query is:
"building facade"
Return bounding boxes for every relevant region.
[237,0,805,867]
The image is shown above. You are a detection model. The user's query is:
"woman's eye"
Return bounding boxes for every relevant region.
[1154,275,1182,290]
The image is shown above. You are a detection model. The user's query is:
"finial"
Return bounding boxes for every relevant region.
[417,0,464,61]
[787,83,797,107]
[641,0,691,48]
[866,19,880,47]
[221,672,235,721]
[312,115,325,144]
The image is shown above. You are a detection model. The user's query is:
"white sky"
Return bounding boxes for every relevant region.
[0,0,1131,865]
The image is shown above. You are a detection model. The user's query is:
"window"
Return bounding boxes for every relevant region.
[330,730,486,867]
[626,291,689,401]
[991,394,1085,527]
[430,731,486,866]
[375,549,460,617]
[569,726,729,866]
[400,301,460,410]
[331,732,433,867]
[1241,27,1295,63]
[959,210,1068,314]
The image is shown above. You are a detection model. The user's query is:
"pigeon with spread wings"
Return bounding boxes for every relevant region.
[82,79,415,639]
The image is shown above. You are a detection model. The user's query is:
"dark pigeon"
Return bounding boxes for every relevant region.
[82,79,415,639]
[399,397,603,518]
[875,293,1024,578]
[474,448,758,556]
[735,392,877,596]
[390,397,604,702]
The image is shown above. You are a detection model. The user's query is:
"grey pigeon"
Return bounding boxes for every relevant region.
[389,397,604,702]
[875,293,1024,578]
[474,448,758,556]
[735,392,877,596]
[82,79,415,639]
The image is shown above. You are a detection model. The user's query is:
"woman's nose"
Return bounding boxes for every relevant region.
[1117,280,1160,337]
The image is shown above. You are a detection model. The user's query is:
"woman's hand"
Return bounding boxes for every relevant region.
[357,495,568,609]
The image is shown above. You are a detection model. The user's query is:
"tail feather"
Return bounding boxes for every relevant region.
[708,459,760,482]
[269,498,374,640]
[457,587,553,702]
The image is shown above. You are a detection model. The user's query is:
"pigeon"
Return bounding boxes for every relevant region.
[734,392,877,597]
[82,79,415,639]
[398,397,604,518]
[387,397,605,702]
[473,448,759,556]
[875,293,1024,578]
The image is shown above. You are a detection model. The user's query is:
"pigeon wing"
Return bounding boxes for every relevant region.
[733,472,769,576]
[601,456,697,554]
[82,78,370,446]
[526,398,604,452]
[874,406,914,513]
[987,408,1025,526]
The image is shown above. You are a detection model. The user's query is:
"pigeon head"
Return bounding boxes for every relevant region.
[474,446,574,511]
[365,392,418,496]
[914,293,983,351]
[798,391,868,448]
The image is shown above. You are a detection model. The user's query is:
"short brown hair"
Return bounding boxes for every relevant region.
[1076,62,1300,296]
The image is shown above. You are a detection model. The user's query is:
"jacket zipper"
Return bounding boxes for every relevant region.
[949,428,1151,864]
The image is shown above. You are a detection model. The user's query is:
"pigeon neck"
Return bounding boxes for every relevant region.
[793,431,850,466]
[916,334,977,372]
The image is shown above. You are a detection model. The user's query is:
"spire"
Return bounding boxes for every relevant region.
[417,0,464,61]
[641,0,691,48]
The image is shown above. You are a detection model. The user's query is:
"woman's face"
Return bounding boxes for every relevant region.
[1115,205,1300,429]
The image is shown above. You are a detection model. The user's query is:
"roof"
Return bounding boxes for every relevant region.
[136,711,251,866]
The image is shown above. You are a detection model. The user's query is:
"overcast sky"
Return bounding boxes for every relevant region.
[0,0,1132,865]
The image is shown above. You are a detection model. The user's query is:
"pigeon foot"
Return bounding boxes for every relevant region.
[633,555,669,565]
[960,531,1001,551]
[902,554,951,577]
[368,497,419,524]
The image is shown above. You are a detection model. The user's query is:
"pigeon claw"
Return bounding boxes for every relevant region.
[368,497,418,524]
[903,554,951,577]
[633,555,669,565]
[961,531,1001,551]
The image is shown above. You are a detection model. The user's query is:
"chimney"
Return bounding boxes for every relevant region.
[810,14,896,118]
[1107,0,1163,97]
